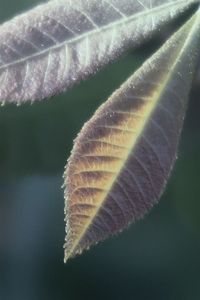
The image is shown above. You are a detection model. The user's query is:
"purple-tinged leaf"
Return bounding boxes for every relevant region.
[0,0,198,103]
[64,10,200,261]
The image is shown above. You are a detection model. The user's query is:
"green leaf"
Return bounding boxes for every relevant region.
[64,10,200,262]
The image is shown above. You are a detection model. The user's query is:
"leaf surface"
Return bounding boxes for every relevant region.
[0,0,198,103]
[64,10,200,261]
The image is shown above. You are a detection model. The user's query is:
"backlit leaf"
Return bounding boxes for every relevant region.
[0,0,198,103]
[64,10,200,262]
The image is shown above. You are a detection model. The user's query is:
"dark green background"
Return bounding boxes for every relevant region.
[0,1,200,300]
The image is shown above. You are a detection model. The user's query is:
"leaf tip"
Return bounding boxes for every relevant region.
[63,235,83,263]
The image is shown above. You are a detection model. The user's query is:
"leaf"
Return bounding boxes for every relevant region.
[63,10,200,262]
[0,0,198,103]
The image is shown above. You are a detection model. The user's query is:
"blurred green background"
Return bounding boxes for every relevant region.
[0,1,200,300]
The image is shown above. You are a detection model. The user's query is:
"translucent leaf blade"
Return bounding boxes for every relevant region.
[0,0,198,103]
[64,11,200,261]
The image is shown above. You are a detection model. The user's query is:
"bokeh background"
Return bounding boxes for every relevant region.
[0,1,200,300]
